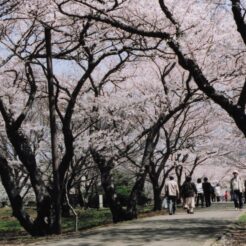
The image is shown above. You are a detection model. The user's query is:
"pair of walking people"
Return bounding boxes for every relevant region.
[196,177,213,208]
[164,176,197,215]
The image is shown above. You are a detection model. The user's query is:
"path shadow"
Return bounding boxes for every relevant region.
[65,217,232,246]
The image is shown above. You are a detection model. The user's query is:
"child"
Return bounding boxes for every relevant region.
[224,190,228,202]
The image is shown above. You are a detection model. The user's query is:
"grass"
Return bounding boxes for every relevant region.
[238,212,246,225]
[0,220,21,232]
[0,205,164,244]
[0,207,113,244]
[0,207,113,235]
[62,208,112,232]
[0,207,23,232]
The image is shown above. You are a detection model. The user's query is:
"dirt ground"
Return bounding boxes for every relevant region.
[213,225,246,246]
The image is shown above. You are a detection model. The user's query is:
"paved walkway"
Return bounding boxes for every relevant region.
[31,206,244,246]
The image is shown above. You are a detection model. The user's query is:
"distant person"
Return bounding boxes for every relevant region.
[230,170,244,210]
[202,177,212,207]
[164,176,179,215]
[244,180,246,204]
[196,178,204,207]
[214,184,221,202]
[211,185,216,202]
[181,176,197,214]
[224,190,228,202]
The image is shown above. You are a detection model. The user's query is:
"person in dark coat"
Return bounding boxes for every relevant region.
[181,176,197,214]
[244,180,246,204]
[202,177,212,207]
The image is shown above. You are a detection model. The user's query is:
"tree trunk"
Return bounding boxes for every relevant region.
[45,27,61,234]
[126,168,148,219]
[175,164,183,192]
[76,185,84,208]
[0,154,54,236]
[90,149,132,222]
[153,185,162,211]
[61,190,71,217]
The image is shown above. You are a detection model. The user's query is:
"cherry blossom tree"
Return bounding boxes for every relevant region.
[85,53,208,218]
[58,0,246,166]
[0,0,150,235]
[0,0,168,234]
[57,0,246,134]
[1,0,246,236]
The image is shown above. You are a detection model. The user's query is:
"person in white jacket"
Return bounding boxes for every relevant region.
[214,184,221,202]
[196,178,204,207]
[230,170,244,209]
[165,176,179,215]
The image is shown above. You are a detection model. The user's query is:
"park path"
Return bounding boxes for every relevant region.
[31,205,244,246]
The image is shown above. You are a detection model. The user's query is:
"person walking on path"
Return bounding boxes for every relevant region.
[214,183,221,202]
[211,185,216,202]
[195,178,204,207]
[202,177,212,207]
[181,176,197,214]
[224,190,229,202]
[164,176,179,215]
[244,180,246,204]
[230,170,244,210]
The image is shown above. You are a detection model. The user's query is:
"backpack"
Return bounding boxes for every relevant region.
[182,181,196,197]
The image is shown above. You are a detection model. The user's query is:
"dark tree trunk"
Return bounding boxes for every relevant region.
[127,126,159,215]
[0,28,63,236]
[45,28,61,234]
[2,125,56,236]
[149,166,173,211]
[76,185,84,208]
[0,154,53,236]
[61,189,71,217]
[61,203,70,217]
[153,185,162,211]
[90,149,132,222]
[175,164,183,204]
[126,168,148,219]
[83,183,91,209]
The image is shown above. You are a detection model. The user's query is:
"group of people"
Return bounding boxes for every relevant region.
[163,175,213,215]
[163,170,245,215]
